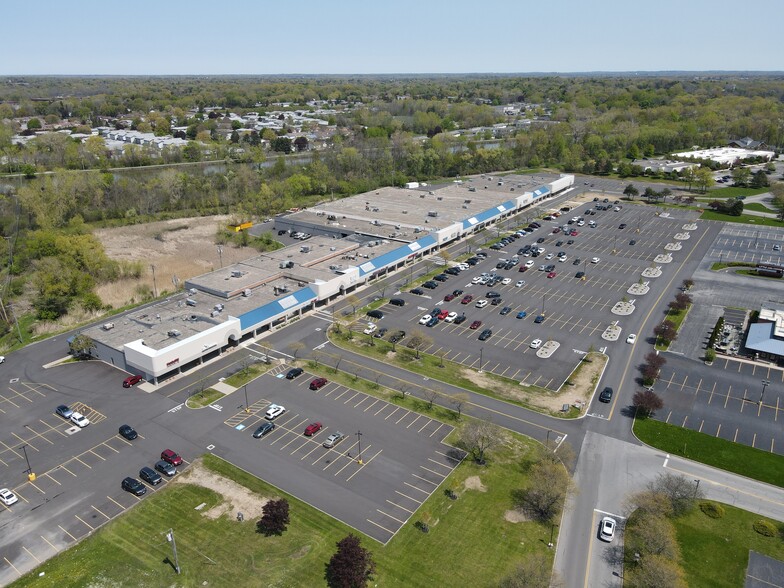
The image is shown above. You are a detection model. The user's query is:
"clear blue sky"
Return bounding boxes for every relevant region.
[4,0,783,74]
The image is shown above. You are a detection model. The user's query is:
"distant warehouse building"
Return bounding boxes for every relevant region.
[80,174,574,384]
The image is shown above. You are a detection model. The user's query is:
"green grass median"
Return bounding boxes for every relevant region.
[634,417,784,488]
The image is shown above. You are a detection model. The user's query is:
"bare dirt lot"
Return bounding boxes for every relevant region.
[94,215,259,308]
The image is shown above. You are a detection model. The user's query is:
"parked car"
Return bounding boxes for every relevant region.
[373,327,388,339]
[419,314,433,325]
[443,293,456,302]
[304,422,323,436]
[286,367,304,380]
[425,316,439,327]
[389,330,406,343]
[366,309,384,319]
[599,387,614,403]
[323,431,345,448]
[155,460,177,476]
[470,320,482,330]
[516,311,527,319]
[478,329,493,341]
[530,339,543,349]
[547,271,557,278]
[410,288,425,295]
[445,312,458,323]
[452,289,464,296]
[119,424,138,441]
[618,224,627,229]
[70,412,90,428]
[422,281,438,289]
[56,404,74,419]
[122,477,146,496]
[139,466,162,485]
[591,257,600,263]
[599,517,616,542]
[433,274,449,282]
[123,374,143,388]
[515,280,525,287]
[310,378,328,390]
[0,488,18,506]
[362,323,377,335]
[475,299,488,308]
[500,306,512,315]
[491,297,503,306]
[575,271,585,278]
[534,315,545,324]
[253,422,276,438]
[161,449,183,466]
[389,298,405,306]
[626,333,637,344]
[437,309,450,320]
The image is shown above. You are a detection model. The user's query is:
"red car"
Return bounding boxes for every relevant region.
[123,374,143,388]
[161,449,183,466]
[547,271,557,278]
[461,295,474,304]
[570,230,579,236]
[552,227,561,234]
[443,293,455,302]
[304,422,323,436]
[518,266,528,272]
[309,378,328,390]
[470,320,482,330]
[437,310,449,320]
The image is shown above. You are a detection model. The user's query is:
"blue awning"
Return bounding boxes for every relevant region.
[462,199,518,230]
[357,235,437,276]
[238,286,317,330]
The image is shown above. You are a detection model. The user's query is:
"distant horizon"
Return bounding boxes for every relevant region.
[4,70,784,78]
[5,0,782,75]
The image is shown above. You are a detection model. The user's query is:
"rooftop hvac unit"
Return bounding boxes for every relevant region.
[427,211,438,217]
[402,210,408,214]
[231,270,243,278]
[210,310,220,317]
[102,322,114,330]
[188,288,197,295]
[437,197,443,201]
[419,194,426,198]
[243,289,252,297]
[300,246,311,253]
[185,299,197,307]
[214,304,224,311]
[167,330,181,337]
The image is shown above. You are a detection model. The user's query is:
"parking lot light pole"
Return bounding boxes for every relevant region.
[244,384,250,413]
[356,431,363,464]
[478,347,484,373]
[759,379,770,405]
[541,294,546,316]
[548,523,557,548]
[693,479,700,498]
[21,444,34,480]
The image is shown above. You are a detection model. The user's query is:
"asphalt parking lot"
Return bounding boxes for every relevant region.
[215,367,462,543]
[0,361,202,586]
[355,202,708,392]
[654,353,784,455]
[709,225,784,266]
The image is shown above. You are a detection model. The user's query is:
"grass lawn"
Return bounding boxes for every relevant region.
[706,186,770,199]
[699,209,784,227]
[223,361,274,387]
[634,417,784,487]
[10,441,552,588]
[626,501,784,588]
[185,388,224,408]
[744,202,775,213]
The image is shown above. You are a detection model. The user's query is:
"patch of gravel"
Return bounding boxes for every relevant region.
[175,458,269,521]
[504,509,528,523]
[464,475,487,492]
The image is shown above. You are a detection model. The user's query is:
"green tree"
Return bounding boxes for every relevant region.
[694,167,714,193]
[68,334,95,359]
[623,184,639,200]
[271,137,292,153]
[731,167,751,187]
[770,183,784,221]
[26,118,42,130]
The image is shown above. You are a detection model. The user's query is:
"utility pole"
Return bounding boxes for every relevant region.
[166,529,181,574]
[217,245,224,268]
[244,384,250,413]
[355,430,363,465]
[759,379,770,405]
[150,264,157,298]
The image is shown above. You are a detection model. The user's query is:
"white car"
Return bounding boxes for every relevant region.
[0,488,18,506]
[591,257,600,264]
[471,276,482,284]
[265,404,286,420]
[626,333,637,344]
[501,278,512,285]
[530,339,543,349]
[458,263,469,270]
[475,299,488,308]
[0,356,4,364]
[545,253,554,260]
[577,220,585,226]
[515,280,525,287]
[70,412,90,428]
[444,312,458,323]
[559,256,568,262]
[419,315,432,325]
[362,323,377,335]
[525,260,534,268]
[599,516,616,542]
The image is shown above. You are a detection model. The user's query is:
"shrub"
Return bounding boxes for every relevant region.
[704,348,716,363]
[753,519,778,537]
[699,501,725,519]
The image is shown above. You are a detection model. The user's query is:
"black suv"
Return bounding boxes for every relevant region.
[599,387,614,403]
[422,281,438,289]
[389,298,405,307]
[139,467,162,485]
[478,329,493,341]
[486,291,501,298]
[122,477,146,496]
